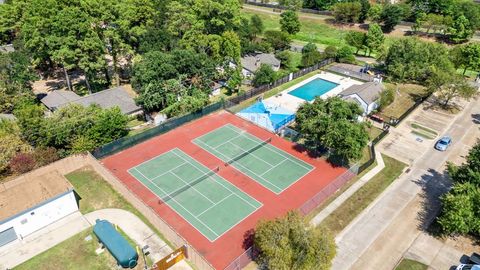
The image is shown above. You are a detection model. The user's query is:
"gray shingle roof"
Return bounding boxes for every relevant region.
[241,53,281,73]
[40,90,81,110]
[339,82,383,105]
[41,86,142,115]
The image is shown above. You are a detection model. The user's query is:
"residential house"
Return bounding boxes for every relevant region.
[339,82,384,115]
[40,86,143,116]
[0,171,78,247]
[240,53,281,78]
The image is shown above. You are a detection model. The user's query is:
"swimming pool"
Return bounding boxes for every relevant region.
[288,78,339,101]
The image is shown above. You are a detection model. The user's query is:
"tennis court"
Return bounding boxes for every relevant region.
[128,148,262,242]
[193,124,314,194]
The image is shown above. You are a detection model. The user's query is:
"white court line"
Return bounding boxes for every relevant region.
[224,124,314,171]
[261,158,288,176]
[131,167,220,238]
[226,141,276,167]
[193,140,284,194]
[149,162,187,182]
[212,132,245,150]
[171,148,262,210]
[195,194,234,218]
[170,171,215,204]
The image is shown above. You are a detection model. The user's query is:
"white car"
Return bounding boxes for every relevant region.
[456,264,480,270]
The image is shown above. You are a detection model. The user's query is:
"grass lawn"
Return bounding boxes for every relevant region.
[379,83,427,121]
[242,8,346,48]
[395,258,428,270]
[320,154,407,235]
[66,167,172,246]
[14,228,148,270]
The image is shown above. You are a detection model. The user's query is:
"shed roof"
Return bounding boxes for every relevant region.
[339,82,383,105]
[0,170,74,222]
[41,86,142,115]
[241,53,281,73]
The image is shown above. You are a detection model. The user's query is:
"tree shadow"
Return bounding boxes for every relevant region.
[472,114,480,124]
[413,168,453,234]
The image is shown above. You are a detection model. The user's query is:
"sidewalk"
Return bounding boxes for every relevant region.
[0,209,191,270]
[310,148,385,226]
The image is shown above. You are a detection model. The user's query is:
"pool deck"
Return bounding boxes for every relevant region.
[265,72,363,112]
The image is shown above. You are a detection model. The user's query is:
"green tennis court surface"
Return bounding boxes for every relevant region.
[128,148,262,242]
[193,124,314,194]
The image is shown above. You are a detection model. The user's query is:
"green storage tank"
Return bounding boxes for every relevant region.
[93,219,138,268]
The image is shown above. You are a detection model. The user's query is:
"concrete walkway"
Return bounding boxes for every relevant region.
[311,148,385,226]
[0,209,191,270]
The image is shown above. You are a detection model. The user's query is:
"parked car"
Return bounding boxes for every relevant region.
[470,253,480,265]
[456,264,480,270]
[435,136,452,151]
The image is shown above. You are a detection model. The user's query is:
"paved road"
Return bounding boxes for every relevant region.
[332,96,480,270]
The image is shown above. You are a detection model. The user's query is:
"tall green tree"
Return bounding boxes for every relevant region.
[254,211,336,270]
[345,31,366,55]
[279,0,303,11]
[448,15,474,43]
[301,42,322,67]
[332,2,362,24]
[250,15,264,38]
[365,23,385,57]
[295,97,368,163]
[380,4,403,32]
[280,10,301,35]
[426,70,477,107]
[252,64,276,87]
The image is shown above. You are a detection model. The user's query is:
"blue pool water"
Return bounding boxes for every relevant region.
[288,78,339,101]
[237,101,295,132]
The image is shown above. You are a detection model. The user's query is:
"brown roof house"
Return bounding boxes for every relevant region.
[40,86,143,116]
[339,82,384,115]
[0,171,78,247]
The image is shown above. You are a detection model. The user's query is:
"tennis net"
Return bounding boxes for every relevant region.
[159,166,220,203]
[224,137,272,166]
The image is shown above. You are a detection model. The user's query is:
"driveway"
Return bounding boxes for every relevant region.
[378,98,466,165]
[332,96,480,270]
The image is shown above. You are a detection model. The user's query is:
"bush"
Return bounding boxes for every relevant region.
[9,152,36,174]
[32,147,60,167]
[332,2,362,23]
[378,87,395,111]
[275,50,294,70]
[336,46,356,63]
[252,64,276,87]
[264,30,291,51]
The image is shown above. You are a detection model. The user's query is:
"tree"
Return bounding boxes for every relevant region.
[254,211,336,270]
[345,31,366,55]
[380,4,403,32]
[301,42,322,67]
[412,12,427,34]
[378,87,395,111]
[252,64,276,87]
[0,119,31,172]
[279,0,303,11]
[358,0,370,23]
[365,23,385,56]
[426,70,477,107]
[336,46,355,64]
[264,30,291,51]
[280,10,301,35]
[332,2,362,24]
[276,50,295,70]
[384,38,453,83]
[448,15,474,43]
[250,15,264,38]
[437,140,480,236]
[452,43,480,75]
[368,4,383,23]
[295,97,368,163]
